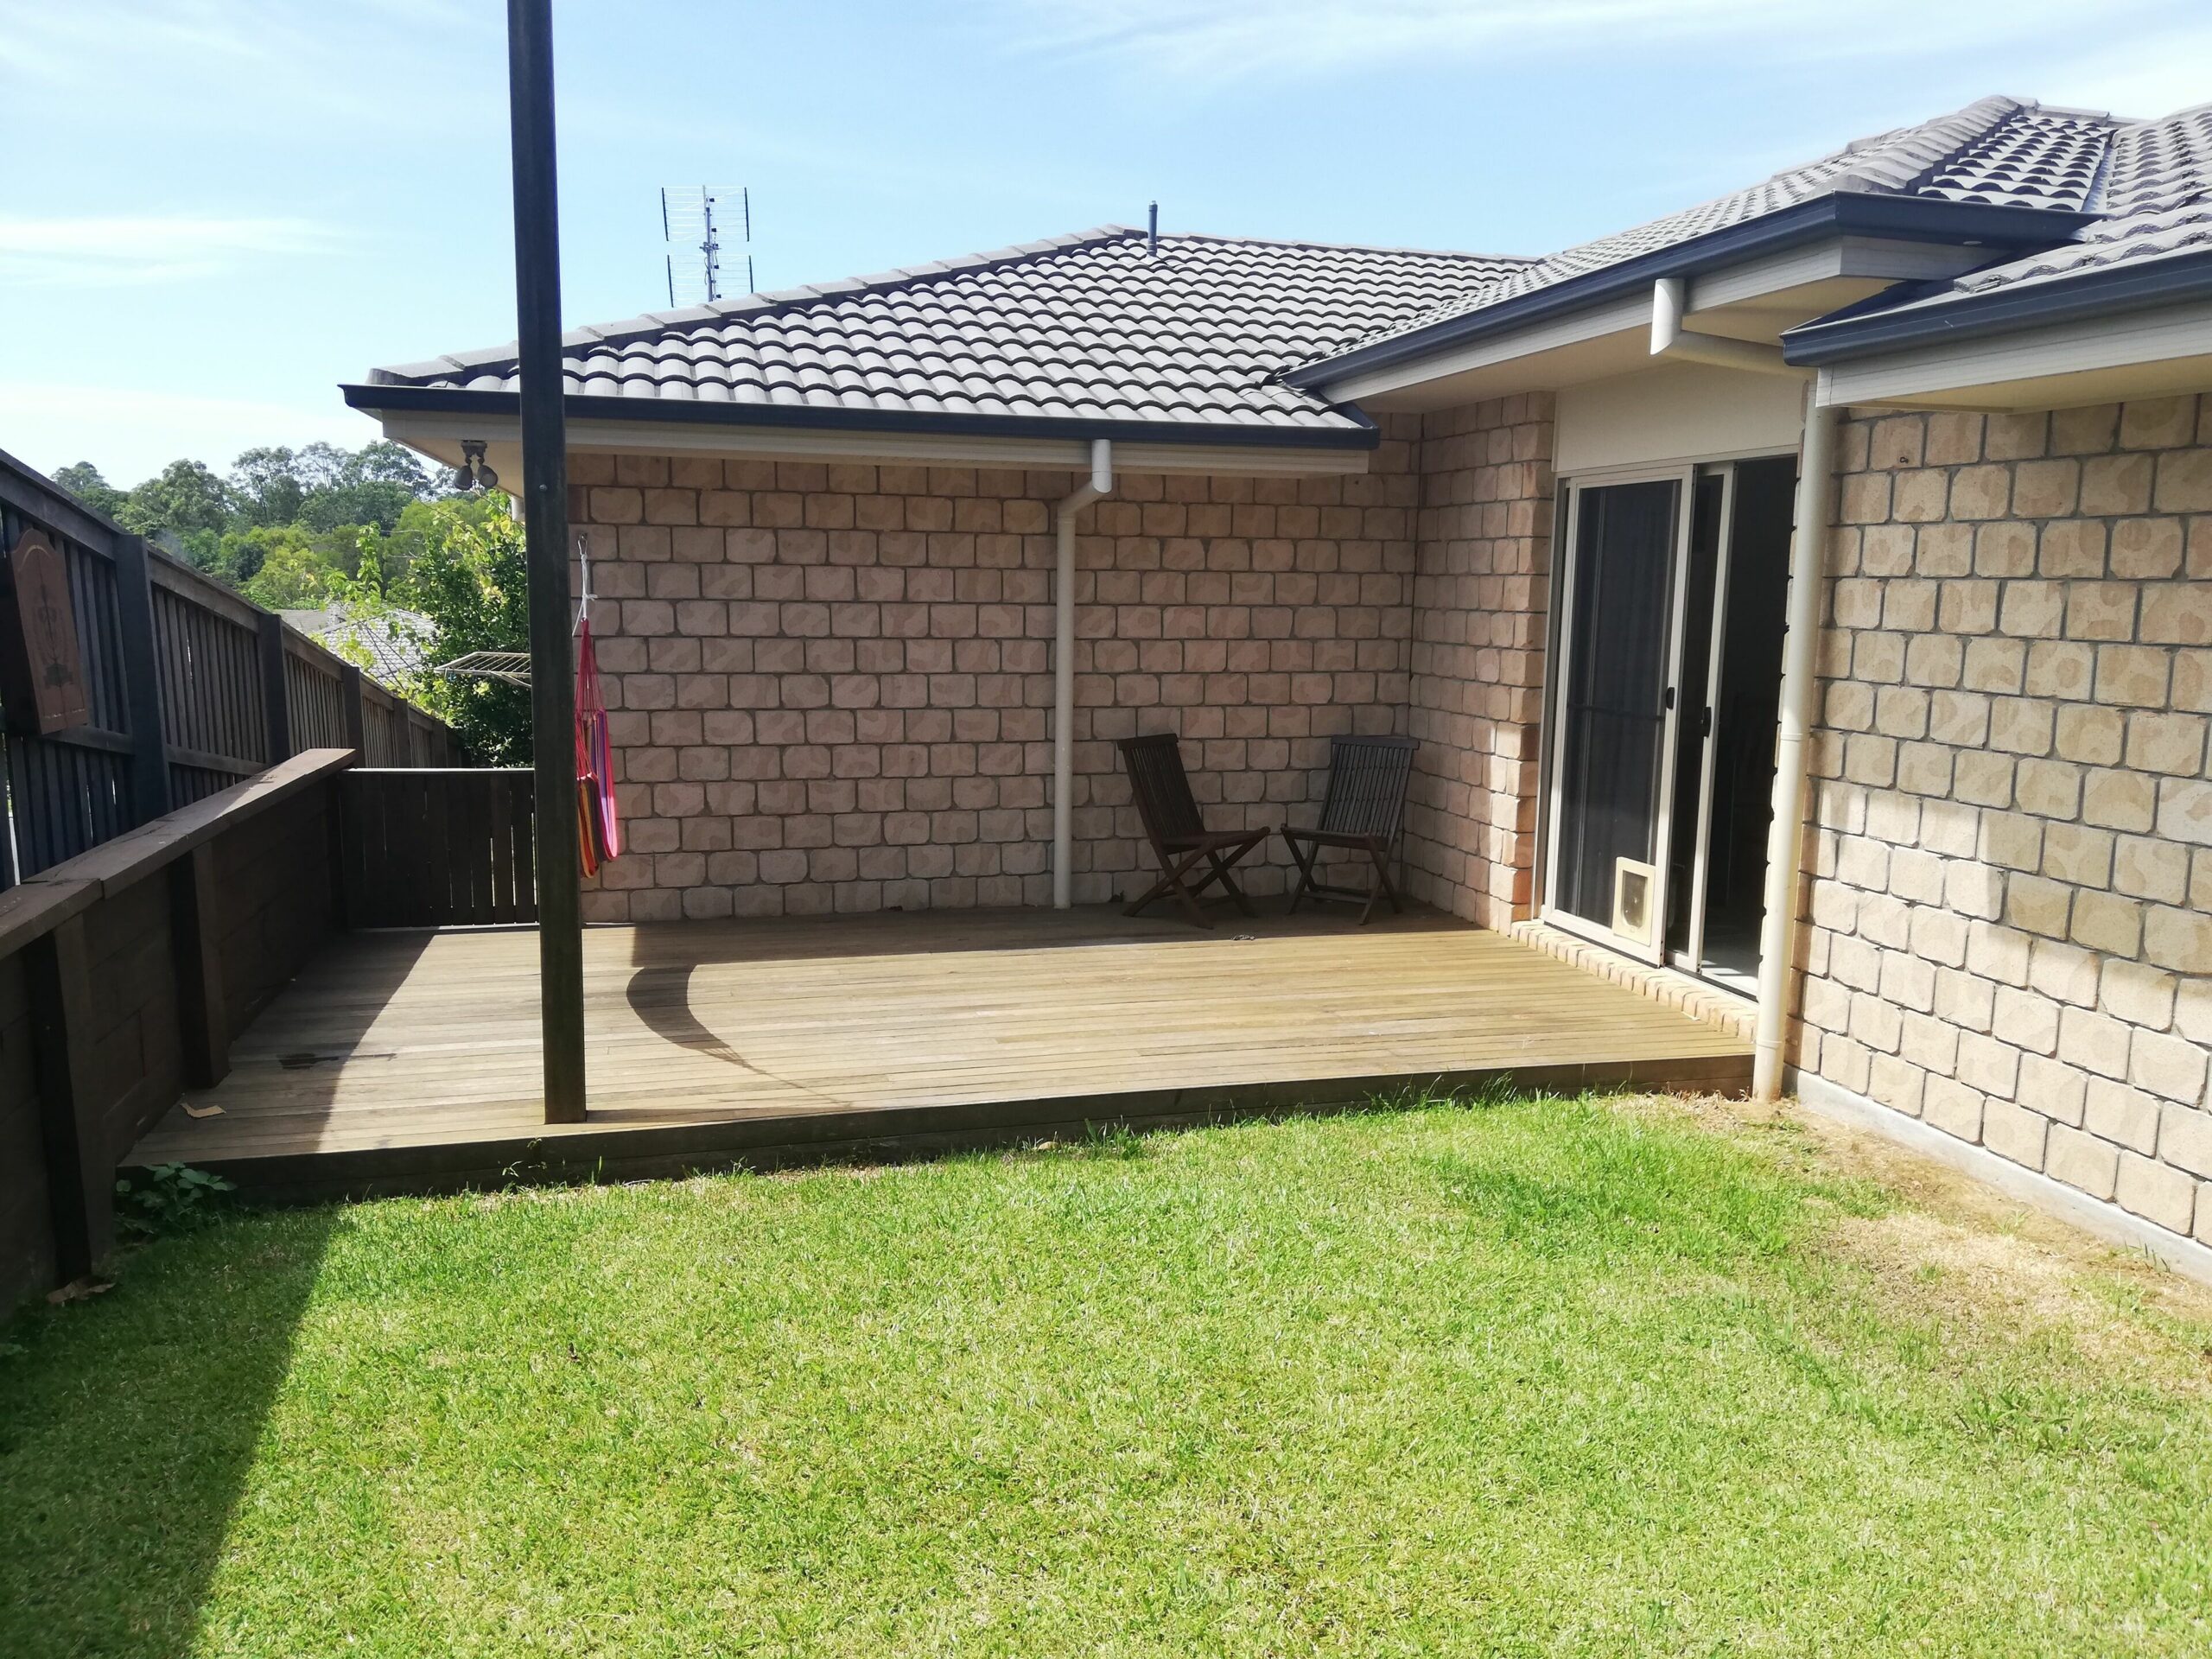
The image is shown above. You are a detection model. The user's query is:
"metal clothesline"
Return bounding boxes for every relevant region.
[434,537,594,689]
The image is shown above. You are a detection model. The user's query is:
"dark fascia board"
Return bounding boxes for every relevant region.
[1281,194,2097,391]
[340,384,1383,452]
[1783,245,2212,365]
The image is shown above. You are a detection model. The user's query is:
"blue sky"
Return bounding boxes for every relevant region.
[4,0,2208,486]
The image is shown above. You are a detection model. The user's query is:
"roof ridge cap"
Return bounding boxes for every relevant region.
[1863,94,2030,196]
[1160,228,1535,264]
[2119,96,2212,130]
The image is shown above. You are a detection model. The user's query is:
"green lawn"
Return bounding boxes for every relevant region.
[4,1094,2211,1657]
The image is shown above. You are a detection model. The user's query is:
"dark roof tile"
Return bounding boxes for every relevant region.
[369,230,1527,435]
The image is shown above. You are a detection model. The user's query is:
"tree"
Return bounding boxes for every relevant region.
[230,447,307,527]
[53,461,126,518]
[387,493,532,764]
[349,440,438,493]
[117,458,233,543]
[239,531,343,610]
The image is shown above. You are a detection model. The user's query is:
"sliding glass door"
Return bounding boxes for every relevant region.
[1546,455,1796,984]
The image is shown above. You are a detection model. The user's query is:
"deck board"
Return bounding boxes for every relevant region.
[129,906,1751,1192]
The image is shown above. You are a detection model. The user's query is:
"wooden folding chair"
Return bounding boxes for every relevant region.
[1116,732,1268,928]
[1282,734,1417,923]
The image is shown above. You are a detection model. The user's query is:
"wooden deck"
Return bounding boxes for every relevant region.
[129,906,1751,1196]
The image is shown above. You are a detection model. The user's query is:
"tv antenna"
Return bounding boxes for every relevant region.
[660,185,753,307]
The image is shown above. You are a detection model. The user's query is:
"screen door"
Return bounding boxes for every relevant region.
[1546,476,1686,961]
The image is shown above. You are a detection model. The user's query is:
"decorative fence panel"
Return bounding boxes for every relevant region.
[338,768,537,929]
[0,447,465,887]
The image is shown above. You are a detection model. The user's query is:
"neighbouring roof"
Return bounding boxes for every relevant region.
[351,231,1528,445]
[282,606,432,687]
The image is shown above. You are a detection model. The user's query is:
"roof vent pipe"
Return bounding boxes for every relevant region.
[1052,438,1114,908]
[1147,201,1159,257]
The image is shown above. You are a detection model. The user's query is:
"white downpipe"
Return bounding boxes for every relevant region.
[1753,386,1839,1100]
[1052,439,1114,908]
[1649,275,1803,378]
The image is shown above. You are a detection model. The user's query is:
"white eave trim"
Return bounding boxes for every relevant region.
[1815,295,2212,410]
[1315,290,1651,405]
[374,409,1372,477]
[1313,236,1988,405]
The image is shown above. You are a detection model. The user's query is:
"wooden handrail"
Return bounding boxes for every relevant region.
[0,748,357,957]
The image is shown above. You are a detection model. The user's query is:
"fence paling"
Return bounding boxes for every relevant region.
[0,447,465,888]
[339,769,537,929]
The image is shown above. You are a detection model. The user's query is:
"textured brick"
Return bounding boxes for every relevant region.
[2115,1152,2196,1233]
[1801,399,2212,1237]
[575,430,1425,919]
[2045,1125,2120,1198]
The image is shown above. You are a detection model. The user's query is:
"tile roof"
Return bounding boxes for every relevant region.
[361,230,1527,437]
[282,606,433,687]
[1936,101,2212,297]
[1785,100,2212,346]
[1308,97,2125,369]
[359,95,2211,431]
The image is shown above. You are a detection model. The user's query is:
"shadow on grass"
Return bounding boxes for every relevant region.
[0,1205,338,1658]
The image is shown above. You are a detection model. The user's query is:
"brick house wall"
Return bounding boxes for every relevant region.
[1794,395,2212,1248]
[1403,395,1555,929]
[568,417,1421,920]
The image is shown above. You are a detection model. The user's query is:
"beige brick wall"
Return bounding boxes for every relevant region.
[1796,395,2212,1245]
[1404,394,1556,927]
[568,422,1420,920]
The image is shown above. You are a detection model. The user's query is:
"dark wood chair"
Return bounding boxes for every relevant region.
[1282,734,1417,923]
[1116,732,1269,928]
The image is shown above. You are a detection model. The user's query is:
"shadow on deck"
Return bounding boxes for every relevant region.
[128,904,1751,1199]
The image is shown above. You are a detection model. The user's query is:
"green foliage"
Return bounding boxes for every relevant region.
[51,461,125,518]
[79,442,449,575]
[61,439,489,741]
[229,446,308,527]
[112,1163,234,1240]
[116,457,234,541]
[238,533,344,610]
[386,493,532,763]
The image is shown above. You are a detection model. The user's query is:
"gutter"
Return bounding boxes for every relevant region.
[1284,194,2093,394]
[340,384,1382,454]
[1782,242,2212,365]
[1052,440,1114,908]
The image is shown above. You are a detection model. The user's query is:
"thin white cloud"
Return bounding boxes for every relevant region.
[0,0,488,130]
[0,384,380,487]
[990,0,2202,102]
[0,215,344,287]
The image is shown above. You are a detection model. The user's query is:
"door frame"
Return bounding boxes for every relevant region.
[1540,462,1697,968]
[1539,447,1800,989]
[1677,462,1737,979]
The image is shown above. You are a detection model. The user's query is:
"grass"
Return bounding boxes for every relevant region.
[4,1091,2211,1656]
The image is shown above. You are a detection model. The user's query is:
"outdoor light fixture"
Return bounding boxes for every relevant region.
[453,438,499,492]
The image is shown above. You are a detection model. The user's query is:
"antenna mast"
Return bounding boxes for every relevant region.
[659,184,754,305]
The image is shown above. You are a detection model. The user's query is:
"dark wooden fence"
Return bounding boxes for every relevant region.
[0,753,549,1313]
[339,769,537,928]
[0,448,462,887]
[0,750,355,1310]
